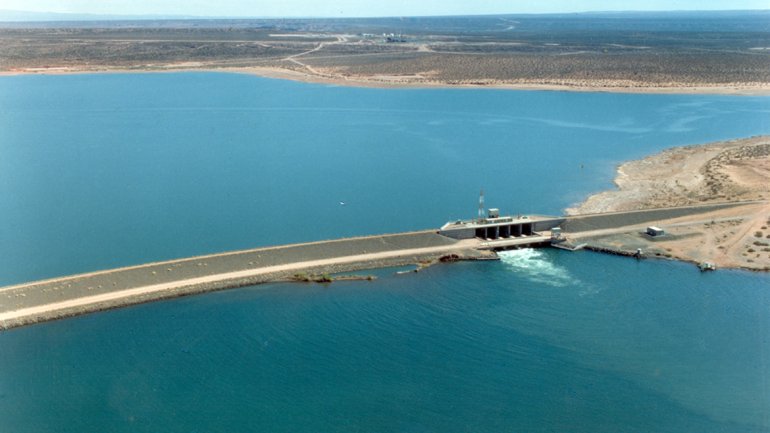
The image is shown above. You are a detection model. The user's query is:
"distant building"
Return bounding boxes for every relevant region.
[384,33,406,43]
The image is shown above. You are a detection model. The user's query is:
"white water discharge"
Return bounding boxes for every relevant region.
[498,249,577,288]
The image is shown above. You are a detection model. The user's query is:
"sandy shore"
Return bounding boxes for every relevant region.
[3,65,770,95]
[232,67,770,95]
[566,136,770,270]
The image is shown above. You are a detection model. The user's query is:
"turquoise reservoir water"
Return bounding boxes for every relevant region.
[0,73,769,432]
[1,73,769,284]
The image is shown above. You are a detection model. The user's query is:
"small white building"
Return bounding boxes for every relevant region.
[646,226,665,237]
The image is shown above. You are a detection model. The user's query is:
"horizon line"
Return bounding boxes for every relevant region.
[1,8,769,22]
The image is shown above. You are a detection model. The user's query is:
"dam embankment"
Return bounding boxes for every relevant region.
[0,231,485,330]
[3,201,760,330]
[562,202,748,233]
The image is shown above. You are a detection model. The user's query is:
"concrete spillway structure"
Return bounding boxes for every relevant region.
[439,213,565,249]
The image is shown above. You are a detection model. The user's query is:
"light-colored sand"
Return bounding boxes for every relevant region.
[568,136,770,214]
[567,136,770,270]
[3,65,770,95]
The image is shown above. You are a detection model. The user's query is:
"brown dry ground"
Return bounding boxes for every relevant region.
[2,28,769,94]
[567,136,770,270]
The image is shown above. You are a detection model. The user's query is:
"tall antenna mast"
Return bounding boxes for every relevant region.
[478,189,485,222]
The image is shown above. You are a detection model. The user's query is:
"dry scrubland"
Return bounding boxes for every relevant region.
[1,25,769,92]
[569,136,770,270]
[301,50,770,90]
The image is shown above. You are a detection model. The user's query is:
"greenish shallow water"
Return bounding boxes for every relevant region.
[0,73,769,432]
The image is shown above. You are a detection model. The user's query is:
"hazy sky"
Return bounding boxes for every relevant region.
[2,0,768,17]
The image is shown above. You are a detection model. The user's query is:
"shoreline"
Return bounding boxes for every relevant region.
[2,65,770,96]
[565,136,770,271]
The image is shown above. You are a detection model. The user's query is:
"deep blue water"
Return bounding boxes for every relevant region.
[0,73,769,432]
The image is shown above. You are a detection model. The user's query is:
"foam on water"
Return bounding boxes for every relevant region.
[497,249,577,287]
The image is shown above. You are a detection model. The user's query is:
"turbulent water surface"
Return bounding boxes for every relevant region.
[0,73,769,432]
